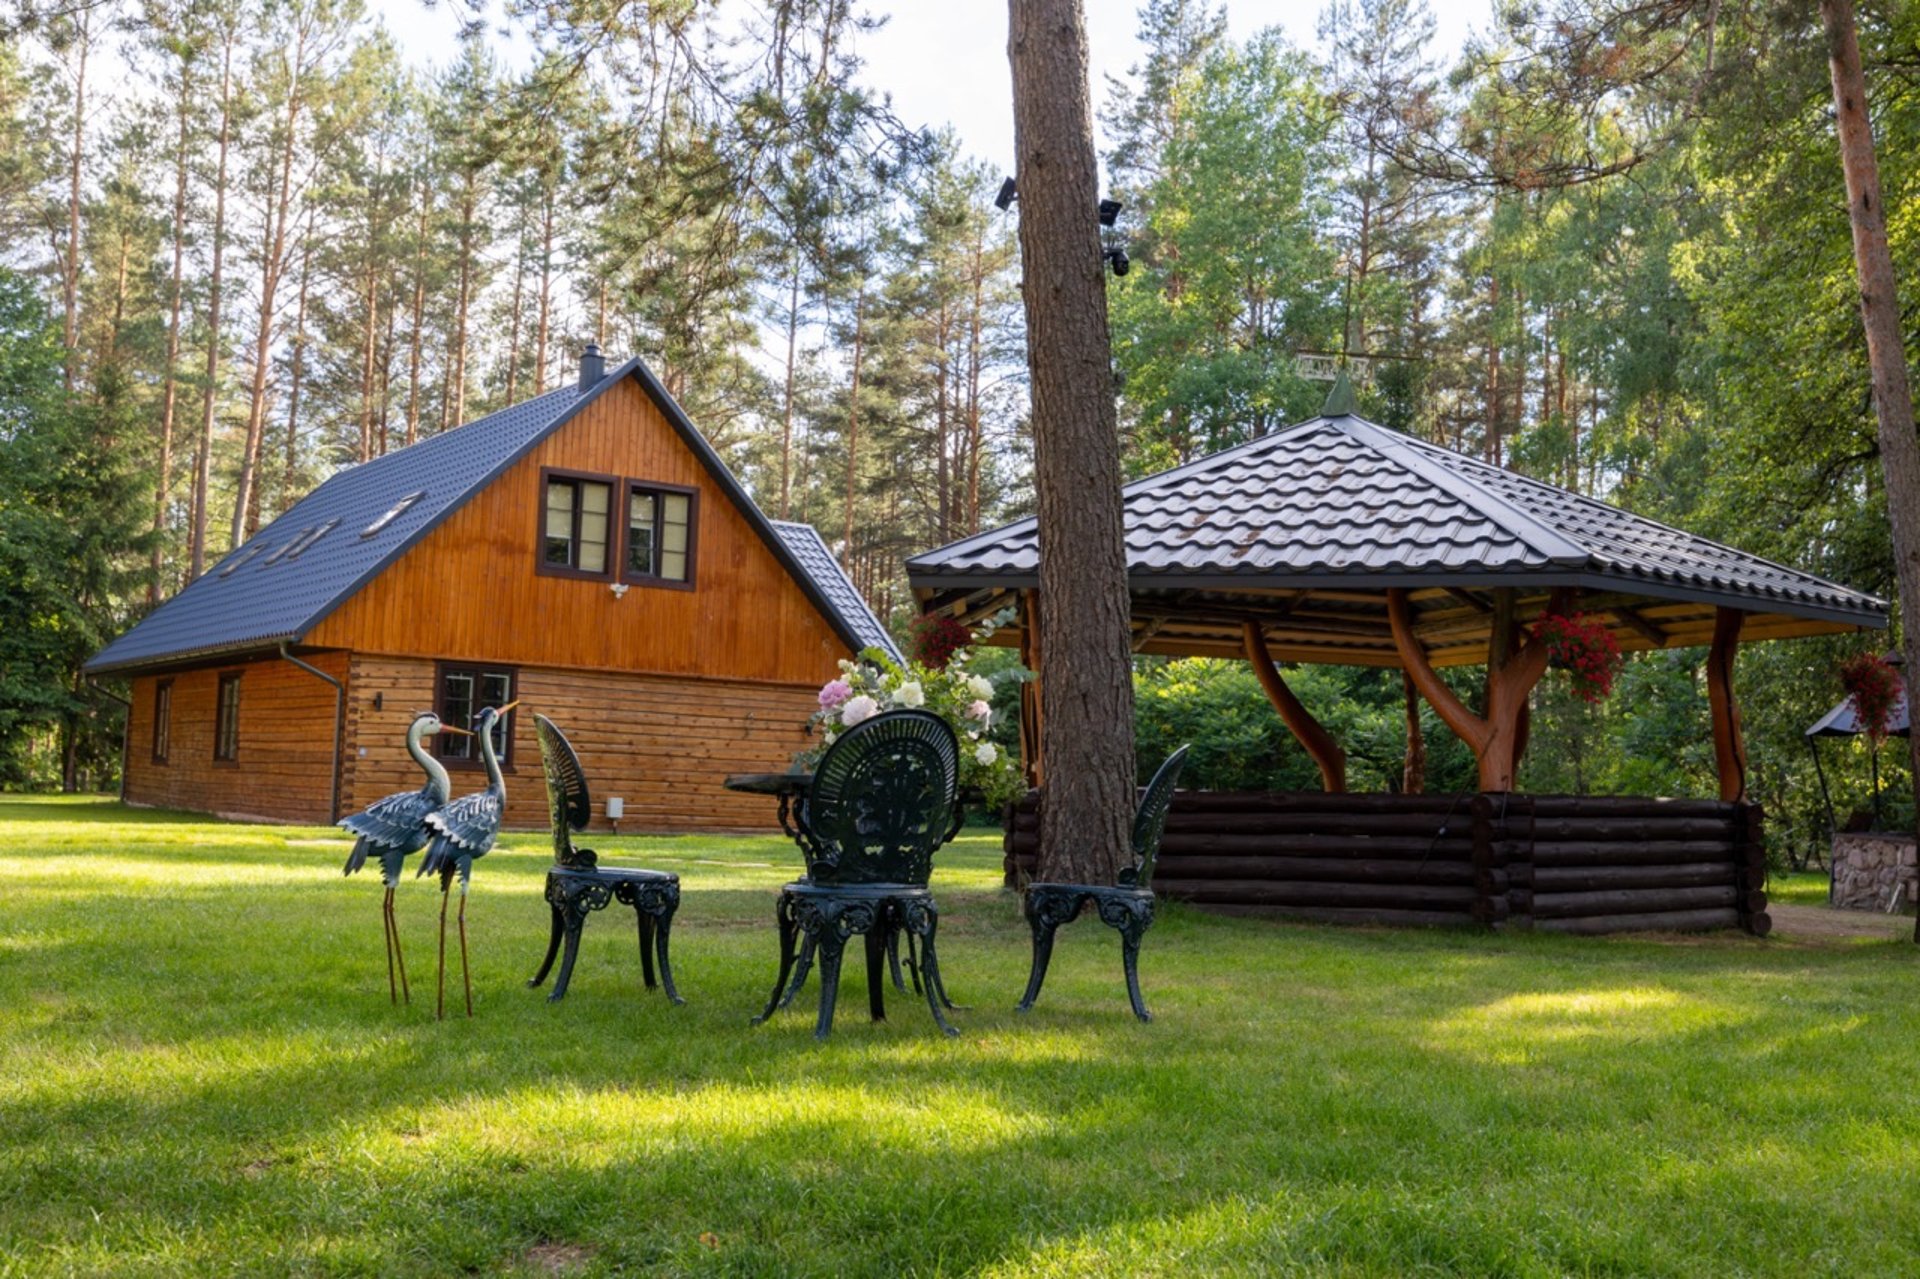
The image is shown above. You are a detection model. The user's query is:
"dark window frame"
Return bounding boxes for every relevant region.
[152,679,172,765]
[621,480,700,591]
[432,660,519,771]
[213,672,242,763]
[535,466,618,581]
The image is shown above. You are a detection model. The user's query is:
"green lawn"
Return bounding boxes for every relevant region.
[3,795,1917,1277]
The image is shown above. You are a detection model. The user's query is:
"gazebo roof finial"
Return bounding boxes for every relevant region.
[1322,367,1358,417]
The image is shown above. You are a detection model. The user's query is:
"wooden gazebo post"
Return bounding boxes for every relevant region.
[1242,621,1346,792]
[1388,587,1572,792]
[1707,606,1749,801]
[1018,588,1045,787]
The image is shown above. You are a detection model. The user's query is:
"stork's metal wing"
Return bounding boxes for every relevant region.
[340,785,438,851]
[427,788,504,855]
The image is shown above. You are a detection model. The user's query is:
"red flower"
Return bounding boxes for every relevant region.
[1841,652,1904,742]
[907,613,972,671]
[1532,611,1623,703]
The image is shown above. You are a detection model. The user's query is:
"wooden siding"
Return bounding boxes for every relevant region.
[344,655,817,833]
[124,652,347,824]
[306,377,855,683]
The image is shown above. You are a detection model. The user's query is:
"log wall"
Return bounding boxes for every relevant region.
[344,654,818,833]
[1004,790,1770,936]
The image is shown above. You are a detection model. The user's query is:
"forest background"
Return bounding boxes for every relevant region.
[1,0,1911,864]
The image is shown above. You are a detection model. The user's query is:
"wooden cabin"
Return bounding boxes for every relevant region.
[87,348,898,831]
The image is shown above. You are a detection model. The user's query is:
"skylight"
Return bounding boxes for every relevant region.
[218,543,270,577]
[361,491,426,538]
[283,519,339,561]
[262,531,310,566]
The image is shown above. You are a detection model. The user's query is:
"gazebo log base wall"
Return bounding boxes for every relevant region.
[1004,791,1771,937]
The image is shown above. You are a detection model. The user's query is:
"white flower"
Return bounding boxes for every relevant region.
[841,695,880,727]
[966,699,992,721]
[966,674,994,700]
[893,680,925,708]
[974,741,998,766]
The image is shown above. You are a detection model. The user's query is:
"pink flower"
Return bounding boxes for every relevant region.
[966,699,992,721]
[840,695,880,727]
[818,679,853,709]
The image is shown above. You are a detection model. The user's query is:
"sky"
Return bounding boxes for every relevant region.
[369,0,1487,164]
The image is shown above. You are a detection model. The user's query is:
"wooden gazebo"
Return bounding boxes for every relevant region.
[908,389,1887,935]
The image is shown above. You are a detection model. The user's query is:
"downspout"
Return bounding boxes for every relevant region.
[280,642,344,823]
[86,677,131,803]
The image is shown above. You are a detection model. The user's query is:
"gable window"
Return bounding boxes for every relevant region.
[540,470,613,577]
[436,663,515,766]
[624,483,696,586]
[214,672,242,762]
[152,680,172,764]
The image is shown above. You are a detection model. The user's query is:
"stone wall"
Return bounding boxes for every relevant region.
[1830,832,1919,912]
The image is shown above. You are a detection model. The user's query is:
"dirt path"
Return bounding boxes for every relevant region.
[1768,902,1912,942]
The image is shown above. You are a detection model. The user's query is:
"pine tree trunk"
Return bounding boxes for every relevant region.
[448,174,476,429]
[60,8,89,390]
[1820,0,1920,942]
[841,288,865,572]
[233,28,308,545]
[1008,0,1138,884]
[535,188,554,393]
[152,68,193,605]
[406,198,428,446]
[190,35,237,580]
[780,262,801,519]
[282,215,314,513]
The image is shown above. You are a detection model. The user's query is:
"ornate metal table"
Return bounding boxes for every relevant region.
[723,771,815,854]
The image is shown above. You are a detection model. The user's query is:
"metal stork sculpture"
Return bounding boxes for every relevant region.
[339,711,469,1005]
[419,701,516,1019]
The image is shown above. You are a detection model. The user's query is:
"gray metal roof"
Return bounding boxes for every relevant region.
[771,522,903,664]
[89,360,896,675]
[907,412,1887,628]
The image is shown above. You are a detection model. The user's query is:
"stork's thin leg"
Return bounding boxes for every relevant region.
[458,887,473,1018]
[390,889,410,1006]
[436,882,450,1022]
[382,889,398,1005]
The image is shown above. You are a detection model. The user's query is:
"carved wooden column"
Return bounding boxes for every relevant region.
[1707,606,1748,802]
[1242,621,1346,792]
[1018,588,1045,787]
[1389,587,1568,792]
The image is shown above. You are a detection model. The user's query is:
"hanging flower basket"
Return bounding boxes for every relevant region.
[906,613,972,671]
[1532,611,1623,703]
[1840,652,1904,742]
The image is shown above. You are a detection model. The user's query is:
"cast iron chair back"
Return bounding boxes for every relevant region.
[1121,744,1190,889]
[534,713,597,870]
[805,709,960,885]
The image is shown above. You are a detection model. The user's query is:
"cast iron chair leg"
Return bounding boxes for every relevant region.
[528,902,564,989]
[637,909,657,989]
[652,904,684,1005]
[458,888,474,1018]
[813,931,846,1040]
[752,895,798,1025]
[865,929,888,1022]
[1121,923,1150,1023]
[779,932,816,1010]
[914,909,959,1037]
[1015,919,1058,1014]
[548,903,586,1004]
[886,926,912,994]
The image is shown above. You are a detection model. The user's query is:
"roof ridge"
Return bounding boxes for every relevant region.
[908,418,1331,569]
[1334,417,1589,567]
[1397,433,1885,601]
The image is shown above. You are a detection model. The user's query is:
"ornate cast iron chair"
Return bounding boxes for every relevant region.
[752,709,963,1039]
[1015,745,1190,1022]
[527,714,684,1006]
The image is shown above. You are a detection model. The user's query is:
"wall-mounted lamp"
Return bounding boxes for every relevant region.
[372,692,383,711]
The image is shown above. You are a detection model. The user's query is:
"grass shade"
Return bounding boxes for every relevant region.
[2,795,1918,1276]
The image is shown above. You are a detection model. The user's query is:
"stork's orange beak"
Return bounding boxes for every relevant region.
[497,701,521,715]
[441,725,475,738]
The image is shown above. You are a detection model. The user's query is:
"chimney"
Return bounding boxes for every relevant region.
[578,343,606,391]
